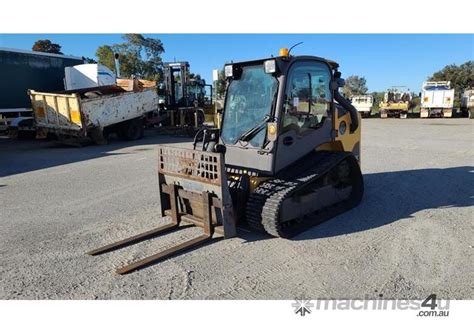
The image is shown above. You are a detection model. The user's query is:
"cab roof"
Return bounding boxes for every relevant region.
[225,55,339,70]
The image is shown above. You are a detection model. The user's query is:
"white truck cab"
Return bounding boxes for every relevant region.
[64,64,116,91]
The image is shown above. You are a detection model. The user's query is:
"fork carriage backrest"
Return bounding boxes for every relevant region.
[157,145,237,238]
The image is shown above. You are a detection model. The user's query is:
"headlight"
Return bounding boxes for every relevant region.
[264,60,276,74]
[225,65,233,78]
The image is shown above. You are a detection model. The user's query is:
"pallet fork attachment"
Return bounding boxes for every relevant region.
[87,145,236,274]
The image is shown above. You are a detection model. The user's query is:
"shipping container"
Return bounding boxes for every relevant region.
[0,48,84,133]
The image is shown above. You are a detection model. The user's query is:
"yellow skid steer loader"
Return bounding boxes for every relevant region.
[88,48,364,274]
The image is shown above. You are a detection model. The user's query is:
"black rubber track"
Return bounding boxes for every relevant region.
[246,151,364,238]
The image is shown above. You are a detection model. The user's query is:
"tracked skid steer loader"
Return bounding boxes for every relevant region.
[88,48,364,274]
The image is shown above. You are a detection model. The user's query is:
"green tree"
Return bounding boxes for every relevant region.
[216,69,226,98]
[410,93,421,112]
[95,45,115,70]
[95,34,165,81]
[370,91,385,114]
[189,73,202,80]
[32,39,63,54]
[82,57,97,64]
[429,61,474,107]
[342,75,368,98]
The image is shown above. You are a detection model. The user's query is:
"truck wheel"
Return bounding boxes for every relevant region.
[122,118,144,141]
[17,130,36,139]
[89,127,108,145]
[8,128,35,140]
[7,128,18,139]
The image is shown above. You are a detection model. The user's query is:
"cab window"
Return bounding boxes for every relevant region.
[282,61,331,134]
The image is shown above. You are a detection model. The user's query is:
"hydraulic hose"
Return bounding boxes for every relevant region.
[334,89,359,133]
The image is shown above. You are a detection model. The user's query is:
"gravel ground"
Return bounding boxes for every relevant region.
[0,118,473,300]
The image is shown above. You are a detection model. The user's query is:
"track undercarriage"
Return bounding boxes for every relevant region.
[246,151,363,238]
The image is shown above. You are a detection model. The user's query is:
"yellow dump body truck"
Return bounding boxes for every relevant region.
[29,80,159,144]
[379,87,412,119]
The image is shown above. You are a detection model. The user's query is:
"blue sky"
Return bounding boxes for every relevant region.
[1,34,472,92]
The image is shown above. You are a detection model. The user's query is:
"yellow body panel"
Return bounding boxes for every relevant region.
[379,102,409,111]
[317,110,361,163]
[249,176,271,192]
[70,110,82,125]
[336,111,361,155]
[30,91,82,128]
[202,104,222,128]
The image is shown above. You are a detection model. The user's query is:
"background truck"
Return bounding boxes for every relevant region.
[460,89,474,119]
[379,87,412,118]
[420,81,454,118]
[0,48,84,136]
[351,95,373,117]
[29,77,159,145]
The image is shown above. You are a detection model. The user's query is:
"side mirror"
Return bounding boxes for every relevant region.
[418,92,422,98]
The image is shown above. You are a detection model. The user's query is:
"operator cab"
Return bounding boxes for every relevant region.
[219,48,354,175]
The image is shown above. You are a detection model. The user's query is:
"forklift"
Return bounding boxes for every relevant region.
[158,61,213,128]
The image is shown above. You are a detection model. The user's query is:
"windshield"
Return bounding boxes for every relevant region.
[189,84,204,96]
[424,85,450,90]
[221,64,278,147]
